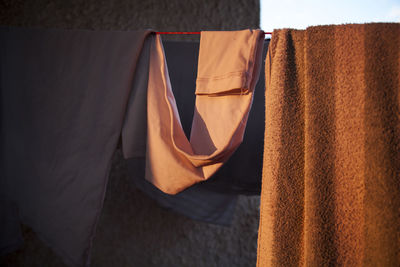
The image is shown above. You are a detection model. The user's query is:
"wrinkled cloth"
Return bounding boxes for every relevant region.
[196,39,268,195]
[126,157,238,225]
[124,39,268,225]
[257,23,400,266]
[0,27,150,267]
[145,30,264,194]
[123,39,238,225]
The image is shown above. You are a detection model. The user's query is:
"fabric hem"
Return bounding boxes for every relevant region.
[195,73,248,95]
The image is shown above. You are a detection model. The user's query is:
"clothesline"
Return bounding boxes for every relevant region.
[156,31,273,35]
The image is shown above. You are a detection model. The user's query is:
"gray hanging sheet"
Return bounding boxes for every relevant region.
[0,27,150,267]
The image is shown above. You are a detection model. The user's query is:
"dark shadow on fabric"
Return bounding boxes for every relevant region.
[306,26,338,264]
[163,40,269,195]
[363,23,400,264]
[273,30,305,265]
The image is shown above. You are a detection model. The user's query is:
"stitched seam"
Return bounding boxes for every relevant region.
[196,71,246,81]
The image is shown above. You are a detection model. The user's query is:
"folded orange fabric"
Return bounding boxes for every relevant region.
[257,23,400,266]
[146,30,264,194]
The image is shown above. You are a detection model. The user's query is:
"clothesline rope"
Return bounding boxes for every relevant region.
[156,31,272,35]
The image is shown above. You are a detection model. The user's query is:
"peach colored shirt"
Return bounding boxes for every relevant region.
[146,30,264,194]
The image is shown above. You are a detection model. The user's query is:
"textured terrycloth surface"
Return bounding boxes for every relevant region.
[146,30,264,194]
[257,23,400,266]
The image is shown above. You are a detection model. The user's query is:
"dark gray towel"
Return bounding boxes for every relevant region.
[122,39,268,226]
[122,38,238,226]
[125,157,238,225]
[0,27,150,267]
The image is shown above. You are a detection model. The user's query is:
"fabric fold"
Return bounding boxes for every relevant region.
[146,30,264,194]
[122,39,239,226]
[195,30,261,95]
[1,27,151,267]
[257,23,400,266]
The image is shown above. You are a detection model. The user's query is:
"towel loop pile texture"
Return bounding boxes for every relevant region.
[257,23,400,266]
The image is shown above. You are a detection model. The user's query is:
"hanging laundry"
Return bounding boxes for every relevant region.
[122,34,267,225]
[122,38,268,226]
[162,40,269,195]
[144,30,264,194]
[1,27,265,266]
[122,38,238,226]
[195,39,269,196]
[257,23,400,266]
[0,27,151,267]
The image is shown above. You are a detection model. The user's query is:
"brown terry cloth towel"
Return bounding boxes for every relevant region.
[257,23,400,266]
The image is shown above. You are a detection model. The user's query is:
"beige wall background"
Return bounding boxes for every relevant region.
[0,1,261,266]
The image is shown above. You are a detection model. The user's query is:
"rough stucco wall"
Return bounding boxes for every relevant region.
[0,1,261,266]
[0,0,259,40]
